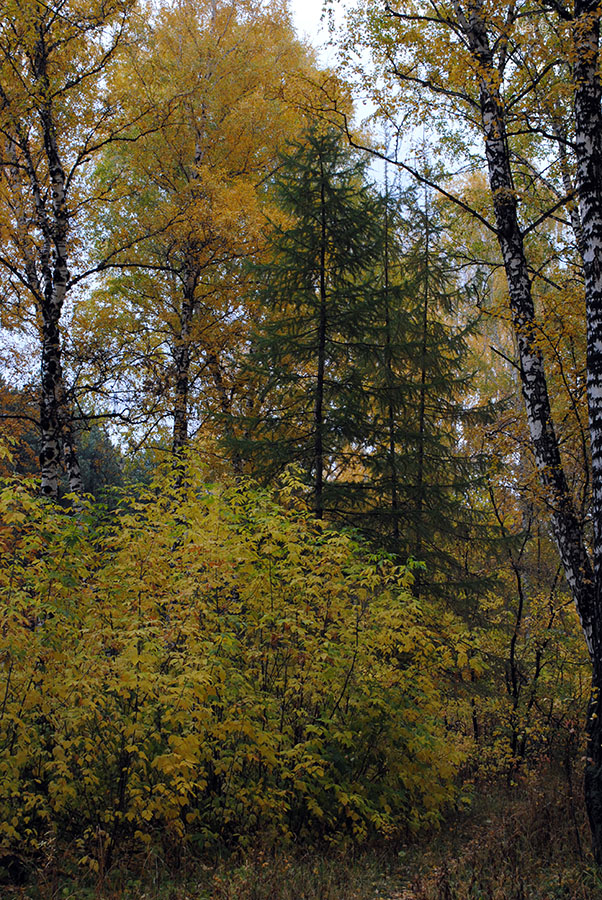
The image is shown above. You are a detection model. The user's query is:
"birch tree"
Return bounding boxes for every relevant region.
[0,0,143,497]
[342,0,602,861]
[88,0,316,458]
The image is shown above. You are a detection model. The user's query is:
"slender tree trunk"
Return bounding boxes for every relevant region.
[414,190,430,567]
[382,171,400,545]
[172,269,197,454]
[313,160,328,519]
[573,0,602,860]
[384,280,400,545]
[37,41,81,497]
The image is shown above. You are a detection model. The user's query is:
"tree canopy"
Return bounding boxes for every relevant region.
[0,0,601,887]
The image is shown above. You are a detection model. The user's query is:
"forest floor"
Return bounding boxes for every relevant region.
[6,767,602,900]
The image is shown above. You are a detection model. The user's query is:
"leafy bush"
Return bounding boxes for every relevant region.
[0,458,461,871]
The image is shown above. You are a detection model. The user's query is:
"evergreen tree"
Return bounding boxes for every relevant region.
[236,130,489,601]
[357,184,491,598]
[237,128,384,518]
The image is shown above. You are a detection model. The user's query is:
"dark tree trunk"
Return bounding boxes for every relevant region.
[313,160,328,519]
[414,190,430,568]
[172,272,197,454]
[382,185,400,546]
[31,30,81,497]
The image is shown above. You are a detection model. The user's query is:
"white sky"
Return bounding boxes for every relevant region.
[289,0,332,63]
[287,0,390,182]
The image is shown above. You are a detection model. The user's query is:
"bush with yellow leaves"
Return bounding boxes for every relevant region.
[0,457,462,870]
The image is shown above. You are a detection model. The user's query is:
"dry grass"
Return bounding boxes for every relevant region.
[380,766,602,900]
[6,764,602,900]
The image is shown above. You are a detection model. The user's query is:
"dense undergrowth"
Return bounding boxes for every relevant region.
[5,766,602,899]
[0,457,462,881]
[0,452,595,897]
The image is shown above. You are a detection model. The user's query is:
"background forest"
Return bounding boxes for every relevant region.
[0,0,600,898]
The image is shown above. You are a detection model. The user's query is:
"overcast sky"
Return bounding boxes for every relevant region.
[289,0,332,62]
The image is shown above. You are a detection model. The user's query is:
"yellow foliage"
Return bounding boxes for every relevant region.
[0,459,462,865]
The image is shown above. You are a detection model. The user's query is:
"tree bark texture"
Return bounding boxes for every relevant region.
[452,0,602,860]
[572,0,602,861]
[2,26,82,497]
[39,87,82,497]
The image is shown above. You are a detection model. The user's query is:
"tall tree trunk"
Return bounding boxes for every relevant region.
[172,269,197,454]
[573,0,602,860]
[383,195,400,547]
[3,132,71,496]
[313,159,328,519]
[414,189,430,569]
[1,102,78,498]
[573,0,602,595]
[453,0,601,857]
[37,45,81,497]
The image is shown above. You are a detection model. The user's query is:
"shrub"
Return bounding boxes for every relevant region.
[0,459,461,870]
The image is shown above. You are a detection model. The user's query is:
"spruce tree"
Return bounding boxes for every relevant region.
[236,128,384,518]
[356,184,491,598]
[235,131,489,603]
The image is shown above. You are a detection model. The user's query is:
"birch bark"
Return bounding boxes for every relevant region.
[571,0,602,858]
[33,32,82,496]
[0,0,137,498]
[455,0,601,860]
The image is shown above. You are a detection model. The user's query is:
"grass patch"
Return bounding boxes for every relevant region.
[5,764,602,899]
[2,848,395,900]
